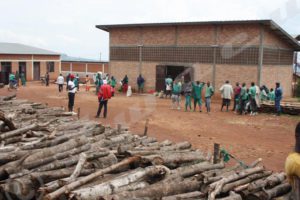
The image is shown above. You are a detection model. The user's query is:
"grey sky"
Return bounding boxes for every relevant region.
[0,0,299,61]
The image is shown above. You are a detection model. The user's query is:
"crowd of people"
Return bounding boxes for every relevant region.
[164,76,283,116]
[8,71,26,90]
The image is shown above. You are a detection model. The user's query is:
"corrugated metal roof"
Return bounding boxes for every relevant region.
[0,42,60,55]
[61,54,107,63]
[96,19,300,51]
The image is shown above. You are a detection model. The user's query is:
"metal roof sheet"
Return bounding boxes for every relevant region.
[0,42,60,55]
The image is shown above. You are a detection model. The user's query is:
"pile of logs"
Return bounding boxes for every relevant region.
[0,94,293,199]
[259,101,300,115]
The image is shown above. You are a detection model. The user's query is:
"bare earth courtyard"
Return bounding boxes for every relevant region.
[1,82,299,172]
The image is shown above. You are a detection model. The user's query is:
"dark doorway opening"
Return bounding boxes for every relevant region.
[19,62,27,81]
[33,62,40,81]
[155,65,193,92]
[0,62,12,84]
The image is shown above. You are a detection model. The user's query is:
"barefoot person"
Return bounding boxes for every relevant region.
[67,74,76,112]
[95,80,112,118]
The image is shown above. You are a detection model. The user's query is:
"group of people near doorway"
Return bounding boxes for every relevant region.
[165,76,215,113]
[8,71,26,90]
[165,76,283,116]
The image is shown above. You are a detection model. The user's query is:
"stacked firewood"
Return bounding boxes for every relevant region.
[259,101,300,115]
[0,94,293,200]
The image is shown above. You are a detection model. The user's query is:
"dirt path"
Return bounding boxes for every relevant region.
[1,82,299,171]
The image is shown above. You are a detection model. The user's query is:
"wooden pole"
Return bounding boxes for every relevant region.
[143,119,149,136]
[213,143,220,164]
[294,177,300,199]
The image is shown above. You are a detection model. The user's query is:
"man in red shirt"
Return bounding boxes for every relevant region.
[232,82,241,111]
[95,80,112,118]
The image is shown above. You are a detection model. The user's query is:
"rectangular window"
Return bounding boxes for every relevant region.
[47,62,55,72]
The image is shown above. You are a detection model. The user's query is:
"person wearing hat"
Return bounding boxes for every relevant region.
[95,79,112,118]
[285,122,300,196]
[67,74,76,112]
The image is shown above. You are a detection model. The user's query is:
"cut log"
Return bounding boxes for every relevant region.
[162,191,205,200]
[208,166,264,200]
[221,171,272,193]
[247,172,286,192]
[0,111,16,130]
[247,182,291,200]
[107,178,201,200]
[0,123,38,140]
[44,156,141,200]
[71,165,169,199]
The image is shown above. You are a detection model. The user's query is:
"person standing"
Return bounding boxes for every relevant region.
[66,73,70,90]
[20,72,26,86]
[239,83,247,115]
[219,80,233,112]
[15,71,20,87]
[85,75,90,92]
[137,74,145,93]
[192,81,205,112]
[110,76,116,96]
[8,73,16,90]
[165,76,173,98]
[57,74,64,92]
[249,82,257,115]
[45,72,50,86]
[95,73,102,95]
[75,74,80,91]
[204,81,214,113]
[171,80,182,110]
[95,80,112,118]
[183,81,192,112]
[232,82,241,111]
[122,75,129,93]
[67,74,76,112]
[275,82,283,116]
[268,88,275,102]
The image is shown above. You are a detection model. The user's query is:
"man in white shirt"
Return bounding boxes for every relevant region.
[219,80,233,112]
[68,74,77,112]
[57,74,64,92]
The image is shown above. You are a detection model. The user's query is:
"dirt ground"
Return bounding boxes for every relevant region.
[1,82,299,172]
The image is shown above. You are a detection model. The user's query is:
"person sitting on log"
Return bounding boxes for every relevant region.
[285,122,300,191]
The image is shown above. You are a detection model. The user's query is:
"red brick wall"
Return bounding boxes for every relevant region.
[142,26,176,45]
[33,55,60,60]
[177,25,215,45]
[0,54,32,60]
[264,28,293,49]
[218,24,260,45]
[110,27,141,45]
[61,63,70,71]
[71,63,86,72]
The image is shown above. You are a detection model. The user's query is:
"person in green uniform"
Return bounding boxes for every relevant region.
[239,83,247,115]
[249,82,257,115]
[171,80,182,110]
[204,81,214,113]
[192,81,205,112]
[268,88,275,102]
[110,76,116,96]
[20,72,26,86]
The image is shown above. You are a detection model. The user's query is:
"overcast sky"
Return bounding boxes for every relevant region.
[0,0,299,61]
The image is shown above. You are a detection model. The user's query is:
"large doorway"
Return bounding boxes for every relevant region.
[0,62,12,84]
[19,62,27,81]
[33,62,40,81]
[155,65,193,92]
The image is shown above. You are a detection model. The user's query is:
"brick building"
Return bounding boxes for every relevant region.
[96,20,300,96]
[61,54,108,78]
[0,43,61,84]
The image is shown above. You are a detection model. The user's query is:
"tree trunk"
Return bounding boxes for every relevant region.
[216,191,242,200]
[162,191,205,200]
[71,165,169,200]
[247,182,291,200]
[44,156,141,200]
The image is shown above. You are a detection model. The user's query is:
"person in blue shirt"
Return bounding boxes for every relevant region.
[275,82,283,116]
